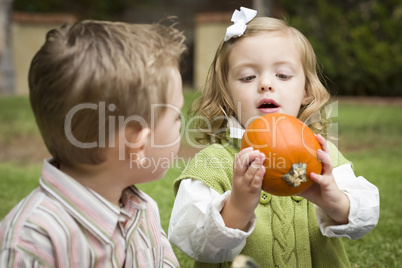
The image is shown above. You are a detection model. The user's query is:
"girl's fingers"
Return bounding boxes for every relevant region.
[310,171,332,187]
[309,172,322,184]
[317,149,331,167]
[244,153,264,174]
[234,148,265,188]
[234,148,254,172]
[316,134,331,155]
[234,149,263,175]
[251,164,265,188]
[315,134,333,169]
[238,147,254,158]
[241,152,266,186]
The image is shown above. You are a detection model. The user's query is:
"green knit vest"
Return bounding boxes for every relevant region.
[174,136,352,268]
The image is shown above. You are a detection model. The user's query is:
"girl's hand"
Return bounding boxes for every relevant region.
[298,134,350,224]
[220,147,266,230]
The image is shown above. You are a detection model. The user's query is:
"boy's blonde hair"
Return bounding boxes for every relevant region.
[192,17,330,144]
[29,20,186,166]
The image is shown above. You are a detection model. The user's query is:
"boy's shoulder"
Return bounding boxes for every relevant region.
[1,187,43,224]
[0,188,54,251]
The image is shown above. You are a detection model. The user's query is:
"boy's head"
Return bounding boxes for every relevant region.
[29,20,186,166]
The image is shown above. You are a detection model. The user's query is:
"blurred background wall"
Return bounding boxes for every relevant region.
[11,13,76,95]
[0,0,401,96]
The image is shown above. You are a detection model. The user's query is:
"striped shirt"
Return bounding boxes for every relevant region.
[0,159,179,267]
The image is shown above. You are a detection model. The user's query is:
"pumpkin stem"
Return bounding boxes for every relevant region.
[282,162,307,187]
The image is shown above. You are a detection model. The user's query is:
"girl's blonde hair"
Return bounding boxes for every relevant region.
[192,17,330,144]
[29,20,186,166]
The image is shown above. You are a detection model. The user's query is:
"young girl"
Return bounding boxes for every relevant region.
[168,7,379,268]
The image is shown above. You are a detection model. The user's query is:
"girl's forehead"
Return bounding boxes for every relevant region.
[228,32,302,65]
[236,31,295,48]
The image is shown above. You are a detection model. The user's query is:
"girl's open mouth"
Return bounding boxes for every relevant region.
[257,99,280,113]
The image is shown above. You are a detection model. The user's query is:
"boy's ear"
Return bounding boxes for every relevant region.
[120,126,151,161]
[128,127,151,152]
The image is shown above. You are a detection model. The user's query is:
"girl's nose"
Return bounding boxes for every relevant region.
[258,84,273,93]
[258,75,274,93]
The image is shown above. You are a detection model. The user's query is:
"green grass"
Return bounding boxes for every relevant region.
[333,102,402,151]
[343,147,402,267]
[0,96,39,148]
[0,164,42,216]
[0,94,401,267]
[332,102,402,267]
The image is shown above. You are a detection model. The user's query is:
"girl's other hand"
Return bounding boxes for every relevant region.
[298,134,350,224]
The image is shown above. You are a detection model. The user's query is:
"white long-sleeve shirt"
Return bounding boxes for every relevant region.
[168,163,379,263]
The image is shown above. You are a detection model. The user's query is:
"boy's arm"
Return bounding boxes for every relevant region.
[168,179,255,263]
[0,247,42,267]
[161,229,180,267]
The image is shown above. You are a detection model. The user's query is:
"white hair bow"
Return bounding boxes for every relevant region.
[224,7,257,42]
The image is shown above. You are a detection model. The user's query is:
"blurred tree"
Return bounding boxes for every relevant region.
[0,0,14,94]
[253,0,270,16]
[280,0,402,96]
[13,0,128,20]
[12,0,400,95]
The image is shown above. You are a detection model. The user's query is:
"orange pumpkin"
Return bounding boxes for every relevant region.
[241,113,322,196]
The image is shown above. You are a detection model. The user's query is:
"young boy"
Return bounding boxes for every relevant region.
[0,20,186,267]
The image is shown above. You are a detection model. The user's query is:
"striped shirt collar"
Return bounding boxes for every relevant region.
[39,159,147,240]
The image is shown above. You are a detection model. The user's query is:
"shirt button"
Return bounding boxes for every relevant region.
[260,191,271,204]
[292,196,304,202]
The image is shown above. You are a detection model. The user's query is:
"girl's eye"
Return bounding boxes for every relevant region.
[240,75,256,82]
[276,74,291,80]
[177,113,182,121]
